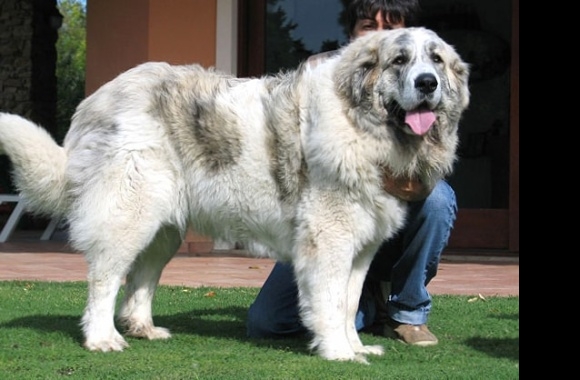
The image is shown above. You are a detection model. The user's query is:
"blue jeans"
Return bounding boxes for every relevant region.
[246,180,457,338]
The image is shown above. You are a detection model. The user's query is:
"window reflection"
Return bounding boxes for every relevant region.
[265,0,347,74]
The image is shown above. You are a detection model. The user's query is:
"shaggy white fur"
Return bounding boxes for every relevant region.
[0,27,469,364]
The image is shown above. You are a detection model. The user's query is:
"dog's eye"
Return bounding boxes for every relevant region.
[431,53,443,64]
[393,55,407,65]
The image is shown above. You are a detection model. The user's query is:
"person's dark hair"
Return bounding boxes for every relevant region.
[345,0,421,33]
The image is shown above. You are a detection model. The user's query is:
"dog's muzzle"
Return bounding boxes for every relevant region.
[415,73,438,95]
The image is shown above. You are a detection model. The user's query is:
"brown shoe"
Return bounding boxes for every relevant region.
[383,318,439,346]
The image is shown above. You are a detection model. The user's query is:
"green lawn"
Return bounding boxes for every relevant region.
[0,281,519,379]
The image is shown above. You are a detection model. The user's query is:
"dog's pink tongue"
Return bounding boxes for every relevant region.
[405,110,436,135]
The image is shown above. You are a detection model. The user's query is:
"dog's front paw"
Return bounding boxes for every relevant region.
[84,335,129,352]
[125,325,172,340]
[146,326,172,340]
[321,351,369,364]
[317,345,371,364]
[356,344,384,356]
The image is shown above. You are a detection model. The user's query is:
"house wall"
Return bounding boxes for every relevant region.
[85,0,217,95]
[0,0,59,129]
[0,0,59,196]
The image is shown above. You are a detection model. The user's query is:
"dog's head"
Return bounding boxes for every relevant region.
[334,27,470,180]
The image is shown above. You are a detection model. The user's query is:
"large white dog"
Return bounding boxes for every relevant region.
[0,27,469,363]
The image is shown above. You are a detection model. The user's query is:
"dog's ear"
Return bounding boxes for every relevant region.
[334,34,381,107]
[447,50,471,110]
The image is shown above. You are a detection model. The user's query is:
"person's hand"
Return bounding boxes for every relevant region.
[381,167,432,202]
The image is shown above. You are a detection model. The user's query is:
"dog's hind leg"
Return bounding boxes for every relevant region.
[80,218,180,352]
[80,234,140,352]
[118,225,182,340]
[75,149,185,352]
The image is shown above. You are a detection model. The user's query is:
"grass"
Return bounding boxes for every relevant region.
[0,281,518,379]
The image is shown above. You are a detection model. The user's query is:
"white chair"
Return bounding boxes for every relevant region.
[0,194,60,242]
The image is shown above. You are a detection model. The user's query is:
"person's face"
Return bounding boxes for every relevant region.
[351,11,405,39]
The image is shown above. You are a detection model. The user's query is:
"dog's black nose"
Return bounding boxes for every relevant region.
[415,73,438,94]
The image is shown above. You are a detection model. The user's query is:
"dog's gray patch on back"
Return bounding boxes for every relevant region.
[149,65,244,173]
[262,71,307,204]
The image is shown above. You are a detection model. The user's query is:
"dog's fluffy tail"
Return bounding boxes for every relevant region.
[0,112,68,218]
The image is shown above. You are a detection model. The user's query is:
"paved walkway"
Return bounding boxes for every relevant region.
[0,234,519,297]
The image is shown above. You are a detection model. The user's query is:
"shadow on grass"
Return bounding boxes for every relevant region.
[464,311,519,361]
[0,314,84,343]
[1,307,519,360]
[0,307,310,355]
[464,336,519,361]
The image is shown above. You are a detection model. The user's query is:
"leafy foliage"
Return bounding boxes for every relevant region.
[55,0,86,144]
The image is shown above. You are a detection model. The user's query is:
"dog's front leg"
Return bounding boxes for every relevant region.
[293,240,369,363]
[346,247,384,357]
